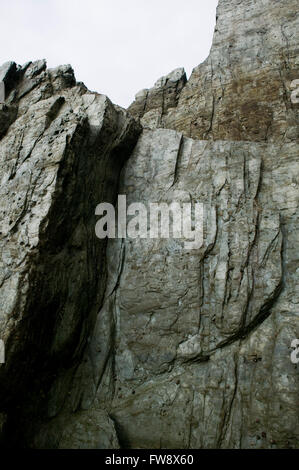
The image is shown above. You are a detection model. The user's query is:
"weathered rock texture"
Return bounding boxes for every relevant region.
[0,59,141,447]
[102,132,298,448]
[128,68,187,130]
[129,0,299,143]
[0,0,298,449]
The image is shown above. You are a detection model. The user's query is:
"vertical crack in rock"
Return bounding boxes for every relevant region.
[128,0,299,144]
[0,0,298,450]
[0,61,141,448]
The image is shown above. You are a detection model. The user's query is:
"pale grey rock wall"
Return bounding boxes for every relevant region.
[128,67,187,129]
[60,130,298,449]
[0,60,141,447]
[129,0,299,143]
[0,0,298,449]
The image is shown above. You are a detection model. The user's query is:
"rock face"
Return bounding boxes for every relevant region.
[128,68,187,130]
[129,0,299,143]
[103,132,298,448]
[0,0,298,449]
[0,60,141,447]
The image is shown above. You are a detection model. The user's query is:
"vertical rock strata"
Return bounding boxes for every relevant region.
[129,0,299,143]
[0,0,298,449]
[0,60,141,447]
[104,132,298,448]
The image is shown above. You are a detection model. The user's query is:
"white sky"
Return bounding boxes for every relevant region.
[0,0,218,108]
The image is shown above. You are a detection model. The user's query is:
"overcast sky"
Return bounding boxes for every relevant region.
[0,0,218,108]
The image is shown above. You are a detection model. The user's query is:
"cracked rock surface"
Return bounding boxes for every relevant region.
[0,59,141,447]
[0,0,298,449]
[129,0,299,143]
[62,130,298,449]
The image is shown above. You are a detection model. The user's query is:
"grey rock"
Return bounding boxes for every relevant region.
[33,410,119,449]
[0,61,17,87]
[70,130,298,449]
[129,0,299,143]
[0,0,298,450]
[0,60,141,447]
[128,67,187,129]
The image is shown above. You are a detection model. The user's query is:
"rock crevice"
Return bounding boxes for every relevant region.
[0,0,298,449]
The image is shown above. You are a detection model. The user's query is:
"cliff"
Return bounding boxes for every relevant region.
[0,0,298,449]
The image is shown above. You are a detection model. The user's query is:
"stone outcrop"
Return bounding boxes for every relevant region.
[99,131,298,448]
[0,59,141,447]
[0,0,298,449]
[128,67,187,129]
[129,0,299,143]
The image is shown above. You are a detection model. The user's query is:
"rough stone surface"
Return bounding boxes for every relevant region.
[0,0,298,450]
[129,0,299,143]
[35,409,120,449]
[0,59,141,447]
[56,130,297,449]
[128,67,187,129]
